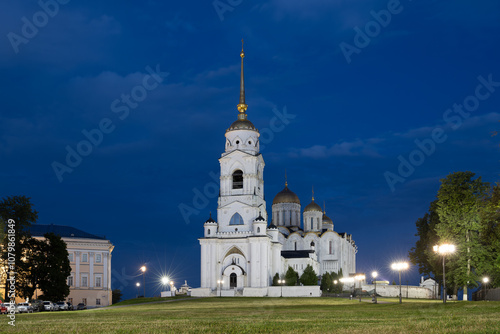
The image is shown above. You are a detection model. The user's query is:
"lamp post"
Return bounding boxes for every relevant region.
[391,262,409,304]
[372,271,378,304]
[170,281,175,296]
[136,282,140,298]
[433,244,455,304]
[482,277,489,301]
[217,279,223,297]
[140,265,146,298]
[278,279,285,297]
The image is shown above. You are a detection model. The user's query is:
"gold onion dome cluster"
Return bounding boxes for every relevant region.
[272,185,300,205]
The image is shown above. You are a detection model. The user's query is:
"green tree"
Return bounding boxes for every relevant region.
[112,289,123,304]
[17,237,45,300]
[408,201,444,287]
[435,171,490,299]
[37,233,71,301]
[272,273,280,286]
[320,272,332,292]
[478,183,500,287]
[285,266,298,286]
[299,265,318,285]
[330,270,344,293]
[0,196,38,300]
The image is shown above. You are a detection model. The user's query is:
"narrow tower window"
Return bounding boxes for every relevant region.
[232,170,243,189]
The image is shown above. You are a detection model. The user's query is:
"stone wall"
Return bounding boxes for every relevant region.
[361,284,433,299]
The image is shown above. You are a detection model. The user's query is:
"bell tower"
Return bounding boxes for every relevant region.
[218,42,266,233]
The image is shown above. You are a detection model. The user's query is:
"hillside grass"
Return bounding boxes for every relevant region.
[4,297,500,333]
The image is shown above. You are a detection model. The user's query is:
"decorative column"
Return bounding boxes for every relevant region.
[75,251,81,288]
[89,252,94,288]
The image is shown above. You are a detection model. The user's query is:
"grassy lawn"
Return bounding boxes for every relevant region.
[4,297,500,333]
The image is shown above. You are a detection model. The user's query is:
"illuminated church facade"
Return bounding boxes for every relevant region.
[194,46,356,297]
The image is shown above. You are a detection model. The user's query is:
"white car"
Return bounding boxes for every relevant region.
[42,301,54,311]
[17,303,34,313]
[6,303,19,314]
[56,302,69,311]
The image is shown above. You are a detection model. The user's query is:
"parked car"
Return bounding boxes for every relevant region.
[17,303,34,313]
[52,303,60,311]
[31,300,44,312]
[56,302,69,311]
[42,301,54,311]
[67,302,73,311]
[0,303,8,314]
[76,303,86,310]
[6,303,19,314]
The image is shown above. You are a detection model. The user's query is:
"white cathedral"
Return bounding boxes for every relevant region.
[194,46,356,297]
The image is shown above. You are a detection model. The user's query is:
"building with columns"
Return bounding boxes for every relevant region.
[193,46,356,297]
[30,224,114,307]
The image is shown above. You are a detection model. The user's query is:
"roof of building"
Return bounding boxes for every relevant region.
[29,224,107,240]
[304,200,322,212]
[281,250,315,259]
[322,213,333,224]
[205,213,217,224]
[272,184,300,205]
[227,118,257,132]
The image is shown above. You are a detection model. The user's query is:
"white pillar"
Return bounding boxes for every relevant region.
[89,252,94,288]
[75,251,80,288]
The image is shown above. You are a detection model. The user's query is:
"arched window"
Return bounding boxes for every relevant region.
[207,229,210,235]
[257,227,260,233]
[229,213,244,225]
[232,170,243,189]
[310,218,313,230]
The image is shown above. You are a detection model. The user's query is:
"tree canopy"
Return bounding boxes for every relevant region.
[285,266,298,286]
[409,171,500,298]
[299,265,318,286]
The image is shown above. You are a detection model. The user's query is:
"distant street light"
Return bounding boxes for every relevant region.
[355,274,366,302]
[433,244,455,304]
[278,279,285,297]
[391,262,409,304]
[372,271,378,304]
[482,277,489,301]
[217,279,224,297]
[136,282,141,298]
[140,266,147,298]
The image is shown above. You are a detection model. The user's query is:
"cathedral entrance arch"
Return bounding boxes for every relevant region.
[230,273,237,288]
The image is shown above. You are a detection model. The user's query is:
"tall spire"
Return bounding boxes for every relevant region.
[237,39,248,119]
[323,201,326,214]
[285,169,288,187]
[312,186,315,201]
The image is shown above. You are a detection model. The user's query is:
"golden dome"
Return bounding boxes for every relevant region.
[272,185,300,205]
[304,200,322,212]
[227,118,257,132]
[322,213,333,225]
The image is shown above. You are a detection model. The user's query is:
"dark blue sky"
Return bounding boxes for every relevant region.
[1,0,499,298]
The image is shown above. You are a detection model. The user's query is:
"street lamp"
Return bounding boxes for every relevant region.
[355,274,365,302]
[170,281,175,296]
[140,265,147,298]
[217,279,223,297]
[136,282,140,298]
[433,244,455,304]
[391,262,409,304]
[278,279,285,297]
[482,277,489,301]
[372,271,378,304]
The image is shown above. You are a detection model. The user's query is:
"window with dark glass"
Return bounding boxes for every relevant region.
[229,213,244,225]
[232,170,243,189]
